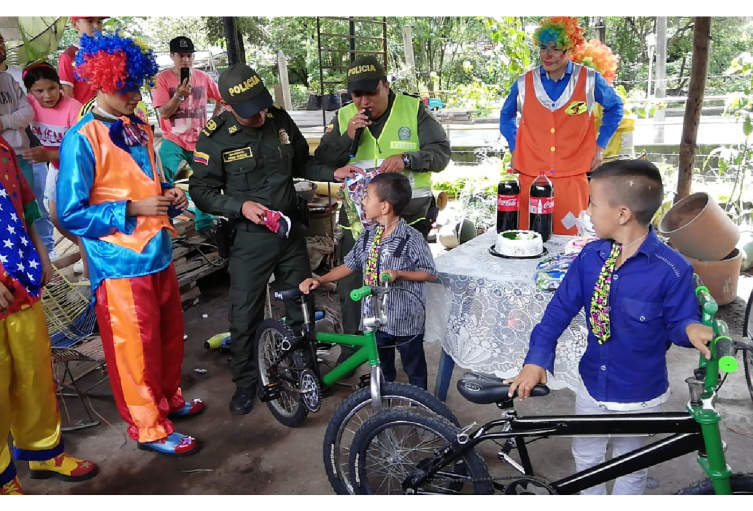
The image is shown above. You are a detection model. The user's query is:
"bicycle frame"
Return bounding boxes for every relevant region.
[428,409,704,495]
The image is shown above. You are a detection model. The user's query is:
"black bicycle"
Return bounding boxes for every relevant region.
[346,276,753,495]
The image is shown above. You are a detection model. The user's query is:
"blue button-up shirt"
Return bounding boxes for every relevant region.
[524,228,702,403]
[499,61,624,152]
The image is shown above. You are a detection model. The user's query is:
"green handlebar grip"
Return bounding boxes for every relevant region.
[697,289,718,315]
[380,272,392,283]
[350,285,372,302]
[716,337,738,373]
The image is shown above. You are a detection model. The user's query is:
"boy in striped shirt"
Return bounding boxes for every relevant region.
[301,173,437,389]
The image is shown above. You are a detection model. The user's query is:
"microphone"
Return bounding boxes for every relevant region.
[348,108,371,158]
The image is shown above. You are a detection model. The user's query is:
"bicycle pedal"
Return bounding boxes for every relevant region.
[258,382,283,402]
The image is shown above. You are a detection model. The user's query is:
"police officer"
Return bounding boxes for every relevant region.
[189,65,360,415]
[315,56,451,366]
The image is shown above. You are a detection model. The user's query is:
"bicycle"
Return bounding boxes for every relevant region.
[346,274,753,495]
[739,286,753,401]
[254,273,459,495]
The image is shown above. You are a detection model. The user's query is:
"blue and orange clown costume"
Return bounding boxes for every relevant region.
[0,135,98,495]
[57,31,204,457]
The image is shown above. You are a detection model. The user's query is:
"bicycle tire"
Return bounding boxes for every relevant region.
[323,382,460,495]
[349,408,494,495]
[255,318,308,428]
[742,289,753,402]
[676,473,753,494]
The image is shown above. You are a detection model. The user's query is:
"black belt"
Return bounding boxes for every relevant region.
[230,218,276,234]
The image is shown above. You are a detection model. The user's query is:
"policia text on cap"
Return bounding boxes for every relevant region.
[189,65,362,416]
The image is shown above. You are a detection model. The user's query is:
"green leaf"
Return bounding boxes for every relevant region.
[744,117,753,138]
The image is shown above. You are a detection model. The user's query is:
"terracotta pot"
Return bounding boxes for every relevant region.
[684,249,743,306]
[659,192,739,261]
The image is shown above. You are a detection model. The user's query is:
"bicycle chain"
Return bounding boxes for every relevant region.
[407,470,558,495]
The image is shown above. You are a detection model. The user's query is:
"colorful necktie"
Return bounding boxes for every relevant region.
[589,242,622,344]
[364,224,385,286]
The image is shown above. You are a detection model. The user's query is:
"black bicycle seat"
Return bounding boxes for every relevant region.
[457,372,550,405]
[274,288,305,302]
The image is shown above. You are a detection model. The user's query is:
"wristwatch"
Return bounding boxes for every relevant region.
[402,153,411,169]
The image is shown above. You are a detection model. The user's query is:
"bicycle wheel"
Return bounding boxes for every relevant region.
[676,474,753,494]
[255,318,309,428]
[323,382,460,495]
[742,289,753,401]
[349,408,494,495]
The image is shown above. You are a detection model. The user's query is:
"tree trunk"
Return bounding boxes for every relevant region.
[223,17,241,66]
[676,17,711,202]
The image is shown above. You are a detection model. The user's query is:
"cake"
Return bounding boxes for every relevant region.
[495,230,544,257]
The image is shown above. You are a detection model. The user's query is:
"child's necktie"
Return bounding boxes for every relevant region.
[590,242,622,344]
[364,224,385,286]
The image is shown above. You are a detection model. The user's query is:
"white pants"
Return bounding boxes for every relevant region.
[571,384,663,495]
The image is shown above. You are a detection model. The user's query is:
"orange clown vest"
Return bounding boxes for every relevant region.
[78,120,176,252]
[514,63,597,178]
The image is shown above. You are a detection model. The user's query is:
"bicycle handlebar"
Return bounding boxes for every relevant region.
[350,286,372,302]
[716,336,738,373]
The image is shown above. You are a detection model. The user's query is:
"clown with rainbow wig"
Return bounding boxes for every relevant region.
[499,16,624,235]
[57,31,204,457]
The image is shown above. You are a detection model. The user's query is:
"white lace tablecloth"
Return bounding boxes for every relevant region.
[426,230,588,391]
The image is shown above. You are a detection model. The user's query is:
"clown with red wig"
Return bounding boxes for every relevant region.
[499,16,624,235]
[57,31,204,456]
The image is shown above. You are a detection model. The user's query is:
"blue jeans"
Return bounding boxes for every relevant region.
[375,331,428,390]
[31,162,55,254]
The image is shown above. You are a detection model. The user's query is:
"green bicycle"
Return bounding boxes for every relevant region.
[345,274,753,495]
[254,273,459,495]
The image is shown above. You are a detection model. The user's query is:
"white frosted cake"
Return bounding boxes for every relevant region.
[495,230,543,257]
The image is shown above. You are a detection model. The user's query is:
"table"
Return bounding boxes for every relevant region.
[426,230,589,401]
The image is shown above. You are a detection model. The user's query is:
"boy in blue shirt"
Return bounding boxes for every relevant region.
[507,159,714,495]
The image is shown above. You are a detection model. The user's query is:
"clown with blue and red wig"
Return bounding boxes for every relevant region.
[57,30,204,457]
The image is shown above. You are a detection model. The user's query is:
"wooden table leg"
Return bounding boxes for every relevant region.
[433,348,456,402]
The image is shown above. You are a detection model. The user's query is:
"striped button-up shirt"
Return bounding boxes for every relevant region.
[345,218,437,336]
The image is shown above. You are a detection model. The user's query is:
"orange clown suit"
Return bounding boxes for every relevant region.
[513,63,597,235]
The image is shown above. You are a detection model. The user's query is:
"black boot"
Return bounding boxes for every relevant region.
[229,386,255,415]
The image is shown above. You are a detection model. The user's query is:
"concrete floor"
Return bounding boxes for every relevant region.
[13,271,753,495]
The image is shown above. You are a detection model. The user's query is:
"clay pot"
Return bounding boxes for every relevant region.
[659,192,739,261]
[684,249,742,306]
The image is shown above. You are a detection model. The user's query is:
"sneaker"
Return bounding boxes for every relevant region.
[48,249,61,261]
[261,210,291,239]
[0,476,24,495]
[73,259,84,274]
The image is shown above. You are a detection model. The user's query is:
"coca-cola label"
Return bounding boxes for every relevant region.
[498,194,519,212]
[529,197,554,214]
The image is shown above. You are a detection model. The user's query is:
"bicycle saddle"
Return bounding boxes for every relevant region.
[457,372,550,405]
[274,288,305,301]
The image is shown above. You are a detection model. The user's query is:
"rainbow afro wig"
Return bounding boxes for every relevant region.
[570,39,619,84]
[74,30,159,94]
[533,17,586,52]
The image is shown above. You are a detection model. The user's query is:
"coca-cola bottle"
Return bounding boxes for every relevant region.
[529,171,554,242]
[497,169,520,233]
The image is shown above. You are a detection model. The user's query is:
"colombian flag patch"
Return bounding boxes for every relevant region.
[194,151,209,165]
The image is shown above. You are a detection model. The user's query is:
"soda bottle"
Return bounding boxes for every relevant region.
[497,169,520,233]
[529,171,554,242]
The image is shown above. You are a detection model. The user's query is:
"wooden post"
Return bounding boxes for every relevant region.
[277,50,293,111]
[676,17,711,202]
[654,17,668,143]
[592,17,606,42]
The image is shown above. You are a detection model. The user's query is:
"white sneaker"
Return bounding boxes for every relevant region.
[48,250,61,261]
[74,259,84,274]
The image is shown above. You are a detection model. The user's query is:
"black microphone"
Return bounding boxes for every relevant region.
[348,108,371,158]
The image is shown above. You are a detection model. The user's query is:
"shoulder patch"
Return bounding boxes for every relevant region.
[325,123,334,133]
[201,116,226,137]
[228,124,239,135]
[194,151,210,165]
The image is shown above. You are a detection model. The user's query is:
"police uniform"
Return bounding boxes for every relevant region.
[189,65,338,414]
[314,56,451,343]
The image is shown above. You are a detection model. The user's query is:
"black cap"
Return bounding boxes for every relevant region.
[170,36,195,54]
[346,56,386,94]
[218,64,274,118]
